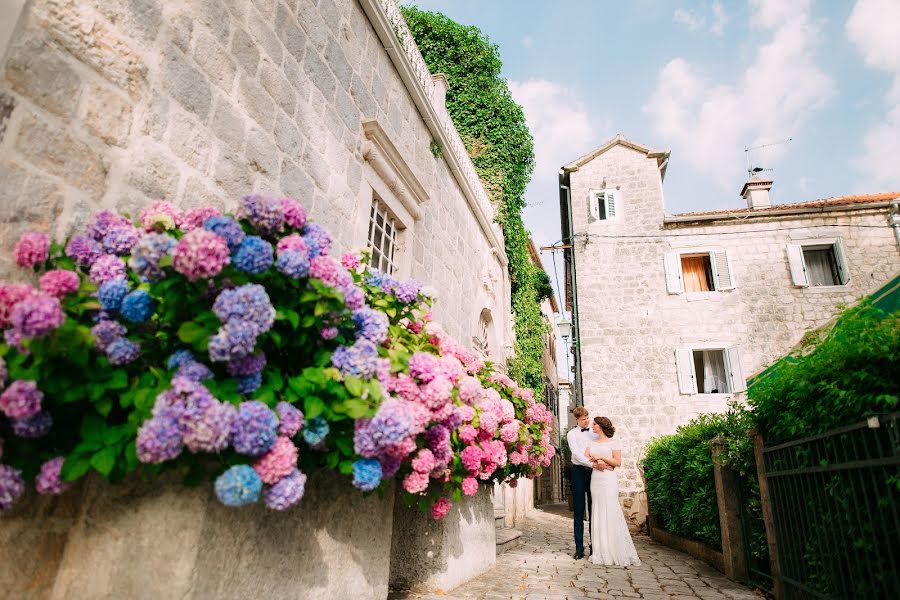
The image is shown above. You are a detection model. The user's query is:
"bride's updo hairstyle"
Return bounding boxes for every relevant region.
[594,416,615,437]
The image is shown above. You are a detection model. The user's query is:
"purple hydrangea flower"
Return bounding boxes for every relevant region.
[203,216,245,251]
[101,224,141,255]
[343,286,365,311]
[91,320,127,352]
[275,250,310,279]
[353,398,421,458]
[208,320,259,363]
[426,425,452,464]
[0,357,6,389]
[262,468,306,510]
[86,211,132,241]
[181,395,235,453]
[301,416,330,448]
[352,458,382,492]
[11,294,64,338]
[236,373,262,395]
[167,350,196,370]
[11,410,53,438]
[302,223,332,258]
[106,338,140,365]
[215,464,262,507]
[232,236,274,275]
[128,233,177,281]
[36,457,71,495]
[136,408,183,463]
[231,401,278,457]
[3,329,26,353]
[239,194,284,233]
[276,402,304,437]
[98,279,130,311]
[0,380,43,419]
[89,254,127,284]
[330,339,379,379]
[176,360,214,382]
[392,280,422,303]
[120,290,155,322]
[353,307,389,345]
[65,235,104,267]
[409,352,440,383]
[227,352,266,377]
[213,284,275,334]
[379,455,402,479]
[0,465,25,510]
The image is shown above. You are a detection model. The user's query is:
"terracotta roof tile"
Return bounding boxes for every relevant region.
[672,192,900,218]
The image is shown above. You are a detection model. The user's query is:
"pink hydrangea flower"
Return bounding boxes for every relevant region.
[35,457,71,495]
[320,327,338,340]
[182,207,222,231]
[281,198,307,229]
[308,256,347,287]
[409,352,439,383]
[0,284,37,328]
[437,355,464,383]
[139,200,184,231]
[11,294,64,338]
[430,497,452,520]
[461,477,479,496]
[458,424,478,444]
[253,436,299,485]
[457,376,483,405]
[340,253,360,270]
[39,270,80,298]
[89,254,127,284]
[14,232,50,268]
[460,444,482,474]
[416,376,453,411]
[500,399,516,422]
[500,420,520,444]
[402,470,429,494]
[276,233,307,256]
[411,448,435,474]
[172,229,230,281]
[458,405,476,423]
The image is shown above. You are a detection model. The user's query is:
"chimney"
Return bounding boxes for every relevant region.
[740,176,773,209]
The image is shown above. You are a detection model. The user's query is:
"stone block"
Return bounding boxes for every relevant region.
[324,36,353,90]
[295,0,329,51]
[246,128,279,177]
[334,87,359,132]
[238,74,276,130]
[301,145,331,194]
[90,0,162,43]
[194,31,237,92]
[303,47,337,101]
[389,486,496,592]
[248,8,283,65]
[4,36,81,119]
[211,99,246,151]
[275,3,308,64]
[6,172,66,230]
[15,113,108,200]
[251,0,276,21]
[169,111,210,171]
[273,111,303,156]
[169,13,193,52]
[163,45,212,121]
[82,85,133,147]
[280,157,314,200]
[182,176,229,211]
[215,146,254,198]
[139,91,169,141]
[260,61,296,116]
[125,144,181,200]
[197,0,231,45]
[231,28,261,75]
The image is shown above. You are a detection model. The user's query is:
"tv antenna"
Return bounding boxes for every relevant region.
[744,138,792,179]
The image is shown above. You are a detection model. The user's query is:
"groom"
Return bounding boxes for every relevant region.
[567,406,597,559]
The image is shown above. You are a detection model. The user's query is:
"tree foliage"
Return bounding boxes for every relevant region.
[401,6,548,397]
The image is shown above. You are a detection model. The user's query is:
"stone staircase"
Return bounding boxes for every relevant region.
[494,507,522,555]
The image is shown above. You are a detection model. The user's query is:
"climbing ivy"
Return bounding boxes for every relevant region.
[401,6,549,398]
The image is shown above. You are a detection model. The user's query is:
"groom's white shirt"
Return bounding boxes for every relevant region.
[567,426,597,468]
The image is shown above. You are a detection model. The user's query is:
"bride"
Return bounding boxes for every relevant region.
[583,416,641,567]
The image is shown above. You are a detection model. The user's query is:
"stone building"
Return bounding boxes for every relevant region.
[0,0,513,596]
[559,134,900,526]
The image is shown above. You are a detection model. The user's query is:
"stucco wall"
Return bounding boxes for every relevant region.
[568,142,900,524]
[0,0,510,349]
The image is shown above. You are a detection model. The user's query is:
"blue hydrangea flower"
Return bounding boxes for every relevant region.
[232,236,274,274]
[203,215,246,251]
[11,411,53,438]
[208,320,259,363]
[106,338,140,365]
[302,224,332,258]
[330,339,379,378]
[276,402,304,437]
[231,401,278,456]
[363,268,386,288]
[120,289,155,322]
[166,349,196,370]
[302,416,330,448]
[392,280,422,303]
[129,233,177,281]
[176,360,214,382]
[136,407,183,463]
[236,373,262,395]
[275,250,310,279]
[215,465,262,507]
[98,279,130,311]
[351,458,383,492]
[239,194,284,233]
[213,284,275,334]
[353,307,389,345]
[262,469,306,510]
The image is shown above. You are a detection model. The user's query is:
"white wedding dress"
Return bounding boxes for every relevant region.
[588,439,641,566]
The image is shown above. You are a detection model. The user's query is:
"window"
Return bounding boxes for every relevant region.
[367,198,399,274]
[589,189,619,221]
[473,310,492,359]
[786,240,849,288]
[675,347,746,395]
[665,250,734,294]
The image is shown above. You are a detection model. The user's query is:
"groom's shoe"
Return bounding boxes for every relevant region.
[573,550,585,560]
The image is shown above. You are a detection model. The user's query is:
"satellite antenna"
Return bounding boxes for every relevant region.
[744,138,792,179]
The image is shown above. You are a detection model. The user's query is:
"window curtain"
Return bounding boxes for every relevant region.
[701,350,728,393]
[682,256,711,292]
[804,248,837,286]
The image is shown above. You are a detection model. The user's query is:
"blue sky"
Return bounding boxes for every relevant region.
[409,0,900,264]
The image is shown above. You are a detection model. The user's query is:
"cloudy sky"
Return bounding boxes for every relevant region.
[410,0,900,312]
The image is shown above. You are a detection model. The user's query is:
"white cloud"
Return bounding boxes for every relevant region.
[673,2,729,36]
[673,8,705,31]
[521,36,534,49]
[710,1,729,36]
[847,0,900,190]
[645,0,832,190]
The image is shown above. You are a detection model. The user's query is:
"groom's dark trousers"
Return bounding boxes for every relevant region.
[571,464,592,553]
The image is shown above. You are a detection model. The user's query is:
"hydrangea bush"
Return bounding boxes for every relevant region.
[0,195,554,519]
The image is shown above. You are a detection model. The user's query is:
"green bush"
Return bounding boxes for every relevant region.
[749,302,899,445]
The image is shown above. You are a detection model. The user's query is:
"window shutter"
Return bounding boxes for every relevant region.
[664,252,684,294]
[606,190,618,219]
[711,250,735,290]
[833,240,850,285]
[725,347,746,392]
[786,244,809,287]
[675,349,697,395]
[589,190,600,221]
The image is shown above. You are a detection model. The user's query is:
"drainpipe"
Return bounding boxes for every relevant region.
[559,168,585,407]
[891,201,900,250]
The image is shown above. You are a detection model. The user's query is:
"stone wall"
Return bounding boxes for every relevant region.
[567,142,900,525]
[0,0,511,350]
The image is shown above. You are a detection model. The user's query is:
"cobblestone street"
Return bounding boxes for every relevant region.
[392,506,761,600]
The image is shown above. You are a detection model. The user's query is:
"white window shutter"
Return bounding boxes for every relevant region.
[664,252,684,294]
[833,240,850,285]
[786,244,809,287]
[725,347,746,392]
[711,250,735,290]
[606,190,618,219]
[589,190,600,221]
[675,349,697,395]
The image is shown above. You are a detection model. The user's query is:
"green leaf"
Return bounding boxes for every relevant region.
[94,396,113,417]
[80,414,106,441]
[338,459,353,475]
[344,376,364,397]
[304,396,325,419]
[90,447,118,477]
[61,453,92,482]
[177,321,209,351]
[342,398,370,419]
[276,309,300,330]
[158,255,173,268]
[106,369,129,390]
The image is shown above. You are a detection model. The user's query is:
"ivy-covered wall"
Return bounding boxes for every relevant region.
[401,6,549,397]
